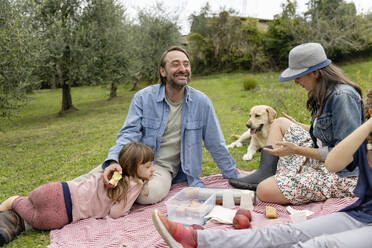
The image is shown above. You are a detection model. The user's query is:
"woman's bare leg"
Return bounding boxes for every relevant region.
[256,177,290,204]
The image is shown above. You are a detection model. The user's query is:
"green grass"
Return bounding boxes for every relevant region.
[1,60,372,247]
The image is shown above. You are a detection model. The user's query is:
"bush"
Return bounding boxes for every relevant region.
[242,76,257,90]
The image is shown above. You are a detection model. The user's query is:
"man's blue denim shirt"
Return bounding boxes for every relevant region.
[103,84,237,187]
[310,84,363,177]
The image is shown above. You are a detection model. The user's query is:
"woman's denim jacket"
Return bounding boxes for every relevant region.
[310,84,363,177]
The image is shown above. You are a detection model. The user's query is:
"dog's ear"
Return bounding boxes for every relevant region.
[266,106,277,123]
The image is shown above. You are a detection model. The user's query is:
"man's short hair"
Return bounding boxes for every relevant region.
[159,46,190,85]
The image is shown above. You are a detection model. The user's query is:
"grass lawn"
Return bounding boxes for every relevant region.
[1,60,372,247]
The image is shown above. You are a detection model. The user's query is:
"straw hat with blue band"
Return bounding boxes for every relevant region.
[278,43,332,82]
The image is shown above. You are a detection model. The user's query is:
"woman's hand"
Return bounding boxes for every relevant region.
[264,141,298,157]
[282,112,310,131]
[282,112,298,125]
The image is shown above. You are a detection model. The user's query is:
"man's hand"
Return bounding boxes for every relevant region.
[103,162,122,188]
[264,141,298,157]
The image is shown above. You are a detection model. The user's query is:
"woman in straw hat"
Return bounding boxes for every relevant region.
[229,42,363,205]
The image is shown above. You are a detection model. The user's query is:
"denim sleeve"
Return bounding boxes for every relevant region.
[102,93,144,169]
[320,92,362,161]
[202,97,237,179]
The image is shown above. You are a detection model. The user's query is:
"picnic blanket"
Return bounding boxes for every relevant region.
[48,173,357,248]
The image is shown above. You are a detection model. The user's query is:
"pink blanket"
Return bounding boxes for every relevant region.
[49,174,357,248]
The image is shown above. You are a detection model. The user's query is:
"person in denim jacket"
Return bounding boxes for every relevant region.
[99,46,238,204]
[230,43,363,205]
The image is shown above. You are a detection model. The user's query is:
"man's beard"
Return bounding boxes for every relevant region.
[167,73,190,89]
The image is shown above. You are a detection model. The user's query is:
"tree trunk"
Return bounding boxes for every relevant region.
[61,83,76,111]
[108,82,117,100]
[51,71,56,90]
[57,63,77,114]
[130,80,139,91]
[250,47,257,72]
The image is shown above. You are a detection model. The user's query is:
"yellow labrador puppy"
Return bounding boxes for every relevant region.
[228,105,277,160]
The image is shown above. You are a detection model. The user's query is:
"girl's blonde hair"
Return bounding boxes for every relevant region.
[107,142,154,205]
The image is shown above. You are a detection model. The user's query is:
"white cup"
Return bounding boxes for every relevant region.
[222,190,235,208]
[240,191,254,210]
[290,212,307,223]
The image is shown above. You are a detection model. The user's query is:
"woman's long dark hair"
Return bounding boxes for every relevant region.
[306,64,362,117]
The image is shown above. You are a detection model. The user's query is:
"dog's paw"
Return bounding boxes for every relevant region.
[231,134,241,140]
[235,142,243,147]
[228,141,243,148]
[242,154,253,161]
[227,143,236,148]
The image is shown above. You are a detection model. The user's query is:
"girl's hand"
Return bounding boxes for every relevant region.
[282,112,298,125]
[264,141,298,156]
[103,162,122,188]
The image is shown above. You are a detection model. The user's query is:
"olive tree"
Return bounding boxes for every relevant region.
[131,6,181,84]
[0,0,42,118]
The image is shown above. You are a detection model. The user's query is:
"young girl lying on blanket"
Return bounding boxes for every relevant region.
[0,142,154,245]
[152,89,372,248]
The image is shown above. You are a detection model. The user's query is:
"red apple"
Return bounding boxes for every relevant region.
[190,224,204,230]
[236,209,252,221]
[233,214,251,229]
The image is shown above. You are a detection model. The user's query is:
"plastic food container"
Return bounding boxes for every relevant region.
[165,187,216,225]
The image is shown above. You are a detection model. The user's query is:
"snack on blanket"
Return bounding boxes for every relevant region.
[265,206,278,219]
[109,171,122,187]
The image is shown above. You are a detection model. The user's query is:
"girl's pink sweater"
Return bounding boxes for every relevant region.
[67,171,143,222]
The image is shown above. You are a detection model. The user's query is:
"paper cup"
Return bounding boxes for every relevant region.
[222,190,235,208]
[240,191,254,210]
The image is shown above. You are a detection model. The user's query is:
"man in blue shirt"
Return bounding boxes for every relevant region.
[102,46,238,204]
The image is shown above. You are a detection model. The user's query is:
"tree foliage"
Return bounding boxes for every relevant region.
[79,0,130,99]
[1,0,181,117]
[32,0,85,113]
[0,0,42,117]
[267,0,372,66]
[131,6,181,84]
[303,0,369,60]
[265,0,306,68]
[188,6,272,73]
[189,0,372,73]
[2,0,371,117]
